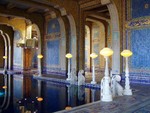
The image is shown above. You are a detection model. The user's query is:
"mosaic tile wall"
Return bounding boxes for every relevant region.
[44,18,62,75]
[46,40,60,65]
[131,0,150,19]
[130,28,150,69]
[124,0,150,84]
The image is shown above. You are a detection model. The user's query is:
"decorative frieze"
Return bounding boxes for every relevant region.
[46,32,61,40]
[125,18,150,29]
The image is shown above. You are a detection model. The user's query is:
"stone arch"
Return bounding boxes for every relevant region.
[0,22,24,70]
[57,17,66,71]
[0,30,12,71]
[85,25,91,70]
[4,33,11,70]
[107,2,120,74]
[86,19,105,70]
[0,30,8,70]
[32,23,42,75]
[67,14,77,74]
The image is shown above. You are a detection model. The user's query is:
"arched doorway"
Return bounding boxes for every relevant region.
[80,0,120,82]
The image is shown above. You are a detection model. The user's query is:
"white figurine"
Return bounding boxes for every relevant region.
[111,74,123,97]
[78,70,85,86]
[70,68,77,84]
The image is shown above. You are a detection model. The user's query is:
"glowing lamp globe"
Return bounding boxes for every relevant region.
[100,47,113,57]
[121,50,133,57]
[37,54,43,59]
[90,53,98,59]
[65,53,72,59]
[3,56,7,59]
[37,97,43,102]
[2,86,7,89]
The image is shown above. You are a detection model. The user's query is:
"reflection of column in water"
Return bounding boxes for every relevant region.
[67,85,78,107]
[67,85,71,106]
[78,86,85,105]
[37,80,42,113]
[4,74,11,109]
[91,89,96,102]
[70,85,78,106]
[37,80,42,96]
[1,74,8,108]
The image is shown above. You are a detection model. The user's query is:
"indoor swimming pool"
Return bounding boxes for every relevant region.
[0,74,100,113]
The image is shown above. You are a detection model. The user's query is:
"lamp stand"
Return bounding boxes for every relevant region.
[124,57,132,95]
[66,58,71,81]
[91,59,96,84]
[101,56,112,102]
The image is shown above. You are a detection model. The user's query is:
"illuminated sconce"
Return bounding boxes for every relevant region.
[100,47,113,102]
[121,50,133,95]
[65,53,72,81]
[90,53,98,84]
[37,54,43,59]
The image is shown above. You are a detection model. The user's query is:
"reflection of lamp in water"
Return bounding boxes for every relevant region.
[90,53,98,84]
[121,50,133,95]
[66,53,72,81]
[37,97,43,102]
[100,47,113,102]
[65,106,72,110]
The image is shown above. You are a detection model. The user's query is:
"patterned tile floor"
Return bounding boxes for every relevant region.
[55,84,150,113]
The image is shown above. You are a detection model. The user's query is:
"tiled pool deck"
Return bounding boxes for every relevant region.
[34,75,150,113]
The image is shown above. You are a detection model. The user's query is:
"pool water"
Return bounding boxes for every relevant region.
[0,74,100,113]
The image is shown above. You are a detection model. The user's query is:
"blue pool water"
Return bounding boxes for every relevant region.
[0,74,100,113]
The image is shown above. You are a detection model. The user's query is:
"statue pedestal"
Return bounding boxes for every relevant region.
[124,89,132,95]
[91,81,97,84]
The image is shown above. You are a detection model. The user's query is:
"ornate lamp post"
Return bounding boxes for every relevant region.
[100,47,113,102]
[90,53,98,84]
[37,54,43,76]
[121,50,133,95]
[66,53,72,81]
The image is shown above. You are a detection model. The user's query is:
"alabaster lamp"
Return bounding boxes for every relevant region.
[37,54,43,75]
[100,47,113,102]
[37,54,43,59]
[90,53,98,84]
[66,53,72,81]
[3,56,7,59]
[121,50,133,95]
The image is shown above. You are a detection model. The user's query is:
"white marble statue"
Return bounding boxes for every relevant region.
[111,74,124,97]
[78,70,85,86]
[70,68,77,84]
